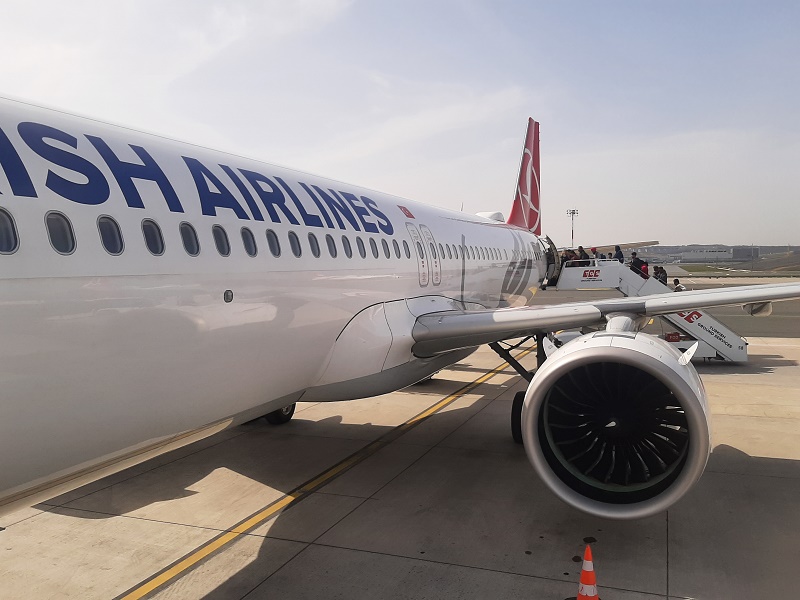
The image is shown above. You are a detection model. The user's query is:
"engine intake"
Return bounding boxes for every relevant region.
[522,332,711,519]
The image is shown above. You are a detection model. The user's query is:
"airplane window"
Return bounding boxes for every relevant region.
[308,232,321,258]
[481,247,486,261]
[429,242,437,260]
[504,248,508,260]
[46,211,77,255]
[416,241,424,259]
[141,219,164,256]
[326,234,337,258]
[342,235,353,258]
[180,222,200,256]
[288,231,302,257]
[438,243,445,260]
[356,236,366,258]
[403,240,411,259]
[369,238,379,258]
[0,208,18,254]
[453,245,459,260]
[446,244,452,260]
[98,216,124,256]
[470,246,476,260]
[381,238,390,258]
[392,239,401,258]
[266,229,281,257]
[213,225,230,257]
[241,227,257,257]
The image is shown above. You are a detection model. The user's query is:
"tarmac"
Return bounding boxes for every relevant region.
[1,279,799,600]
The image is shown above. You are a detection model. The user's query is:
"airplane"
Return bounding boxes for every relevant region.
[2,97,800,521]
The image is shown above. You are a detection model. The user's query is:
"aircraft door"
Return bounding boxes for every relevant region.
[544,235,561,283]
[418,224,442,286]
[406,223,429,287]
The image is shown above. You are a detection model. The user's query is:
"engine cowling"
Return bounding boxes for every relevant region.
[521,331,711,519]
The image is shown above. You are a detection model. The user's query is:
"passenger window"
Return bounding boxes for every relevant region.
[453,245,459,260]
[46,211,77,255]
[504,249,508,260]
[356,236,366,258]
[241,227,257,257]
[369,238,379,258]
[326,234,337,258]
[392,239,401,258]
[403,240,411,259]
[342,235,353,258]
[266,229,281,257]
[98,216,124,255]
[439,243,445,260]
[213,225,230,257]
[308,232,320,258]
[0,208,18,254]
[416,241,424,259]
[429,242,437,259]
[381,238,390,258]
[142,219,164,256]
[180,222,200,256]
[288,231,302,257]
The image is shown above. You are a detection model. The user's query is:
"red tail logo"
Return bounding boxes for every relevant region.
[507,118,541,235]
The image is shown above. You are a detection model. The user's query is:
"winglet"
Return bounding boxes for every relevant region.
[507,118,541,235]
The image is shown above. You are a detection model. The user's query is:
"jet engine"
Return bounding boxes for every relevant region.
[521,331,711,519]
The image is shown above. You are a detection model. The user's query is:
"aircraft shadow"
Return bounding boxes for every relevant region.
[29,346,799,599]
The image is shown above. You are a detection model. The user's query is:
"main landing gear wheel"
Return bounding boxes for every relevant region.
[511,391,525,445]
[265,403,296,425]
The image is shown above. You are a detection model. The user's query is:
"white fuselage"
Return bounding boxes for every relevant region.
[0,98,545,511]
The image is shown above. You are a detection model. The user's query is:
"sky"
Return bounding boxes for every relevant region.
[1,0,798,246]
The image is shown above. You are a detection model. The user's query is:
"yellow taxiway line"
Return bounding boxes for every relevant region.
[115,346,533,600]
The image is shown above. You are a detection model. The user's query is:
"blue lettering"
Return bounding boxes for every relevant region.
[0,126,36,197]
[362,196,394,235]
[182,157,249,219]
[220,165,264,221]
[239,169,299,225]
[86,135,183,213]
[275,177,323,228]
[18,122,109,205]
[340,191,378,234]
[298,183,334,229]
[311,186,360,231]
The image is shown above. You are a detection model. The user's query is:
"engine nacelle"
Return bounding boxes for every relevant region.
[521,331,711,519]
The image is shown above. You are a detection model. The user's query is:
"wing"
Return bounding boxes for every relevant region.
[412,282,800,356]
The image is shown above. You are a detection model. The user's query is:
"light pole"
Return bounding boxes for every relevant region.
[566,209,579,248]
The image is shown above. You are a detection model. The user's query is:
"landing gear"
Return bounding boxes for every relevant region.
[511,391,525,445]
[488,336,547,446]
[265,403,296,425]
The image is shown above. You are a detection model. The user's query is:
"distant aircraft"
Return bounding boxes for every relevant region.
[1,99,799,520]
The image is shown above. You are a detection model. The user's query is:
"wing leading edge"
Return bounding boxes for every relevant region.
[412,282,800,357]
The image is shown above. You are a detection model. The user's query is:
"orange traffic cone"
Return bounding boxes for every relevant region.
[576,544,598,599]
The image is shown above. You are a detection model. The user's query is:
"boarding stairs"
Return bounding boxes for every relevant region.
[553,259,748,362]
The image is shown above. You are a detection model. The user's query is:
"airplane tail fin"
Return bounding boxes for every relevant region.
[506,118,541,235]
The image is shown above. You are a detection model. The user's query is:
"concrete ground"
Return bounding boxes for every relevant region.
[1,288,799,599]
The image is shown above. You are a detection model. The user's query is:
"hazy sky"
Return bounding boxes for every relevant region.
[1,1,798,246]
